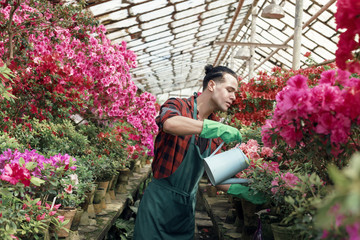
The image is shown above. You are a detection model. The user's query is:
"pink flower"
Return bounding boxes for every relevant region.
[36,213,46,221]
[260,147,273,158]
[346,222,360,240]
[57,215,65,222]
[248,152,260,161]
[65,184,73,194]
[287,74,309,89]
[10,235,19,240]
[281,172,299,188]
[25,214,31,222]
[271,179,279,187]
[0,163,31,186]
[321,230,329,239]
[320,70,336,85]
[53,204,61,210]
[49,211,56,216]
[45,203,51,210]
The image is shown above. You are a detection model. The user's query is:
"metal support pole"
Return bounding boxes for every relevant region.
[293,0,304,70]
[230,47,234,69]
[249,4,257,80]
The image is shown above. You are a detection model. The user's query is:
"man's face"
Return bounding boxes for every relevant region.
[211,73,238,112]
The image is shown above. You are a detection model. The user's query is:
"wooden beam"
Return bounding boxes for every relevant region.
[244,0,337,78]
[213,41,290,48]
[213,0,245,66]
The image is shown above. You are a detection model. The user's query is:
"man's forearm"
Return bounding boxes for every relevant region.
[163,116,204,136]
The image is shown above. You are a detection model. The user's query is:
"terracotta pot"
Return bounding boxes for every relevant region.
[93,188,106,204]
[56,207,77,238]
[70,209,84,231]
[117,168,131,183]
[109,173,119,190]
[80,190,93,212]
[93,203,102,214]
[97,181,110,191]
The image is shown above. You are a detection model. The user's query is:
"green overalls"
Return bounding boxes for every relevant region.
[133,97,212,240]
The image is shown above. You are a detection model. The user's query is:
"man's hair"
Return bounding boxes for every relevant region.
[203,65,237,90]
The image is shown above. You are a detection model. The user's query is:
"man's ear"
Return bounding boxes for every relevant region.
[208,80,216,92]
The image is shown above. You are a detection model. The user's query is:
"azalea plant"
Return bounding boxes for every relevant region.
[0,158,68,239]
[335,0,360,73]
[0,0,158,151]
[261,69,360,181]
[229,61,336,127]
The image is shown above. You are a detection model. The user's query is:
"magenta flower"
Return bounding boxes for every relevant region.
[0,163,31,186]
[287,74,309,89]
[281,172,299,188]
[57,215,65,222]
[36,213,46,221]
[346,222,360,240]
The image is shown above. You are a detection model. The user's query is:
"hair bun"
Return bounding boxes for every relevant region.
[204,64,214,75]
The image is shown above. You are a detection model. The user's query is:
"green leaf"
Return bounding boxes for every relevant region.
[25,161,37,170]
[30,176,45,186]
[19,157,25,166]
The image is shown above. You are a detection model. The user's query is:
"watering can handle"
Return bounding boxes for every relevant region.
[209,141,225,157]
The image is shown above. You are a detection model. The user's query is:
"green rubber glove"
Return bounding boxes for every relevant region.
[200,119,242,144]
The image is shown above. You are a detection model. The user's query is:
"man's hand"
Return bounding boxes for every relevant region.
[200,119,242,143]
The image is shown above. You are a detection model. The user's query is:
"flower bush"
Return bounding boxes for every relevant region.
[0,158,69,239]
[0,149,84,207]
[335,0,360,73]
[0,0,158,151]
[229,62,336,127]
[261,69,360,180]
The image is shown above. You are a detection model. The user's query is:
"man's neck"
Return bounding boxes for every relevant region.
[196,92,215,121]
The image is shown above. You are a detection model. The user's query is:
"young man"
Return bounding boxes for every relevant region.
[133,65,242,240]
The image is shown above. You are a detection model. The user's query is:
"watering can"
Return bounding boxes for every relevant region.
[204,142,250,185]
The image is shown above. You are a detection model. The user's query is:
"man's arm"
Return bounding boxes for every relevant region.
[163,116,203,136]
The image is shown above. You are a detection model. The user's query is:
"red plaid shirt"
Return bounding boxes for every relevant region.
[152,95,222,179]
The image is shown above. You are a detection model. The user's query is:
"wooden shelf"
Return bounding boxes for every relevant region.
[78,165,152,240]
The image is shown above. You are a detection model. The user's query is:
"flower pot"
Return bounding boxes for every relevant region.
[117,168,131,182]
[80,187,95,212]
[93,203,103,214]
[109,173,119,190]
[259,214,279,240]
[70,209,84,231]
[56,207,77,238]
[109,189,116,200]
[93,188,106,204]
[271,222,300,240]
[97,181,110,191]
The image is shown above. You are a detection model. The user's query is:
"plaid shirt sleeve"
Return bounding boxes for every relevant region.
[152,96,224,179]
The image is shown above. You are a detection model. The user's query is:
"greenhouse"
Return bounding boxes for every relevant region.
[0,0,359,239]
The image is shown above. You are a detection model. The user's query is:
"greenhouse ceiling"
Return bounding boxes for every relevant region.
[87,0,339,103]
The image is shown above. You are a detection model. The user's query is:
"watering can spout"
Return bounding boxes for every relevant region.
[204,142,250,185]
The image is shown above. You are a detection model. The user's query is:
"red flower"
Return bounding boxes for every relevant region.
[0,163,31,186]
[36,213,46,221]
[65,184,73,194]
